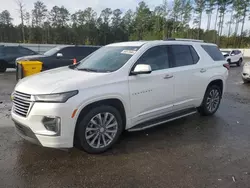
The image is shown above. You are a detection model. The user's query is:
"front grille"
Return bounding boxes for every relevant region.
[13,91,32,117]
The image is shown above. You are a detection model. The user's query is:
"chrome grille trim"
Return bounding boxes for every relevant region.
[12,91,32,117]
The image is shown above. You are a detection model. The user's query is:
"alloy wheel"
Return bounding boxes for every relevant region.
[85,112,118,149]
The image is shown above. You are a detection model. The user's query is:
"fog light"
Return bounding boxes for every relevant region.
[42,116,61,136]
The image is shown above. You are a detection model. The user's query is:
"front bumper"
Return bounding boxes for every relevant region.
[11,101,76,148]
[242,66,250,80]
[242,72,250,80]
[13,119,41,145]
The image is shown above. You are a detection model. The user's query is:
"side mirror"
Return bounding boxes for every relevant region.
[131,64,152,75]
[56,53,63,58]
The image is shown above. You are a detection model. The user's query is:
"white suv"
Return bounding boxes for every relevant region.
[221,49,243,66]
[11,39,229,153]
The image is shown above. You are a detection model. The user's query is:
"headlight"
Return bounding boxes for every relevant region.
[34,90,78,103]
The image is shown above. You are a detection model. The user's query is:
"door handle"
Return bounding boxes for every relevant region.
[164,74,173,79]
[200,68,207,73]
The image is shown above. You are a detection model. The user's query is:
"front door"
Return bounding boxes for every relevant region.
[129,45,175,127]
[51,47,75,69]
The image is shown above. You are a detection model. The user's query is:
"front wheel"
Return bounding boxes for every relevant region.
[242,78,249,84]
[76,105,123,154]
[198,85,222,116]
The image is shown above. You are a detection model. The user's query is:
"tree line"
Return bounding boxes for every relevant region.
[1,0,250,48]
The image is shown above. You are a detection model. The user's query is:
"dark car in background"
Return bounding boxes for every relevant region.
[0,46,38,72]
[16,45,101,71]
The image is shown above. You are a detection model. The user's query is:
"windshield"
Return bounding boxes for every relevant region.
[44,47,62,56]
[75,46,140,72]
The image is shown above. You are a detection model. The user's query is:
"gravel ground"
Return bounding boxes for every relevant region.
[0,63,250,188]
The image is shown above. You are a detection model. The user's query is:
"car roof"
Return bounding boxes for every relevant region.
[107,40,216,47]
[59,45,101,48]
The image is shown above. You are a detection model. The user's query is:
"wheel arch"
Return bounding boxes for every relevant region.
[73,97,127,145]
[206,78,224,96]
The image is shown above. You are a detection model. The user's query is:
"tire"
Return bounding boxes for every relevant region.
[242,78,249,84]
[76,105,123,154]
[198,85,222,116]
[0,61,7,73]
[237,58,243,67]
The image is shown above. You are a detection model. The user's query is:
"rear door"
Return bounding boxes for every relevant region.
[168,44,204,111]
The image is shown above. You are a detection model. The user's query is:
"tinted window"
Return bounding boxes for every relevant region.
[190,46,199,63]
[74,47,99,57]
[59,47,74,56]
[4,47,18,55]
[0,47,3,56]
[201,45,225,61]
[170,45,194,67]
[136,46,169,71]
[19,47,34,55]
[44,47,62,56]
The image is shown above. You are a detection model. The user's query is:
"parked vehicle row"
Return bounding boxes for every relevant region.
[11,39,229,154]
[0,45,100,76]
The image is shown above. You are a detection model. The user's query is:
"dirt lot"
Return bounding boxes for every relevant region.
[1,63,250,188]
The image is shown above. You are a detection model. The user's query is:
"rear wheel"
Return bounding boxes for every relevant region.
[198,85,222,116]
[76,105,123,154]
[0,61,7,73]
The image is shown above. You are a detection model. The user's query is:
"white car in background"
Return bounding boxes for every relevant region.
[242,62,250,83]
[221,50,243,66]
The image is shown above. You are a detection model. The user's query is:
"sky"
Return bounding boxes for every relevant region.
[0,0,249,35]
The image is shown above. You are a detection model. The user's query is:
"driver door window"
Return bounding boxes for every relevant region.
[136,46,169,71]
[58,47,74,57]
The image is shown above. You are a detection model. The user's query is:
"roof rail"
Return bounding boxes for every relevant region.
[165,38,204,42]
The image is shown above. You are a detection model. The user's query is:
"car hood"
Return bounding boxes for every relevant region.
[16,54,46,61]
[15,67,109,94]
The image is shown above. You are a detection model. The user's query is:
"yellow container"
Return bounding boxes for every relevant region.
[17,61,43,78]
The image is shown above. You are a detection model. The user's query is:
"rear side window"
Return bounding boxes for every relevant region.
[201,45,224,61]
[170,45,197,67]
[4,47,18,55]
[19,47,34,55]
[0,47,3,56]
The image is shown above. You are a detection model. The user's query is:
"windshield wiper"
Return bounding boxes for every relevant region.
[77,68,100,72]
